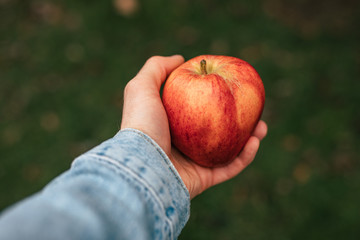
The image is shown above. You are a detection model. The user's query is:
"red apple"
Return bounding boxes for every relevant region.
[162,55,265,167]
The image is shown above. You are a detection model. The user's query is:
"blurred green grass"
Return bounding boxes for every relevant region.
[1,0,359,239]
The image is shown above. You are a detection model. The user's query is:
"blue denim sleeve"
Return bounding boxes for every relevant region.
[0,128,190,240]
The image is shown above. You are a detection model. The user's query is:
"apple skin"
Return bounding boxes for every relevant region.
[162,55,265,167]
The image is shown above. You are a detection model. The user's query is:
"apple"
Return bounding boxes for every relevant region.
[162,55,265,167]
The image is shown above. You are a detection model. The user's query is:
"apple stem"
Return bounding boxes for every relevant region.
[200,59,207,75]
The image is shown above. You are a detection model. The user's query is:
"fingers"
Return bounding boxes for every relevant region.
[225,128,264,177]
[230,136,260,173]
[213,136,260,185]
[237,136,260,166]
[226,120,266,176]
[253,120,268,140]
[133,55,185,90]
[223,125,265,177]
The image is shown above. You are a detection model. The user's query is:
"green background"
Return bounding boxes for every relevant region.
[1,0,359,239]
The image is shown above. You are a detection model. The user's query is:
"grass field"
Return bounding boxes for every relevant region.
[1,0,360,239]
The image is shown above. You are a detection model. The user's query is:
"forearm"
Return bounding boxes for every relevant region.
[0,129,190,240]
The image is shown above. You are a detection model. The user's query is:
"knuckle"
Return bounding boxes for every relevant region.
[124,79,137,96]
[145,56,167,80]
[147,55,163,64]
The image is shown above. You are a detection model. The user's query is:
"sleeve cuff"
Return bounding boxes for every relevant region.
[73,128,190,238]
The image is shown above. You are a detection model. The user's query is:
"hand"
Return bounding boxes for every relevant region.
[121,55,268,199]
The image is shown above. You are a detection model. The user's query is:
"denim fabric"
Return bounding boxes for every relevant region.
[0,128,190,240]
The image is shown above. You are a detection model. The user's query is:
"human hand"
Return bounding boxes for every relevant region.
[121,55,268,199]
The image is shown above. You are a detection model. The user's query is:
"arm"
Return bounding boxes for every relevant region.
[0,55,267,240]
[0,129,189,240]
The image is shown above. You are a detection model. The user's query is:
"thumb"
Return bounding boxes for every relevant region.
[133,55,185,91]
[121,55,184,134]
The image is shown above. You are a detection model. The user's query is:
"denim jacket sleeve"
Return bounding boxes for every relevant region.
[0,128,190,240]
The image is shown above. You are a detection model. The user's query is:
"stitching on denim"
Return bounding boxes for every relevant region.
[120,129,190,200]
[86,153,174,239]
